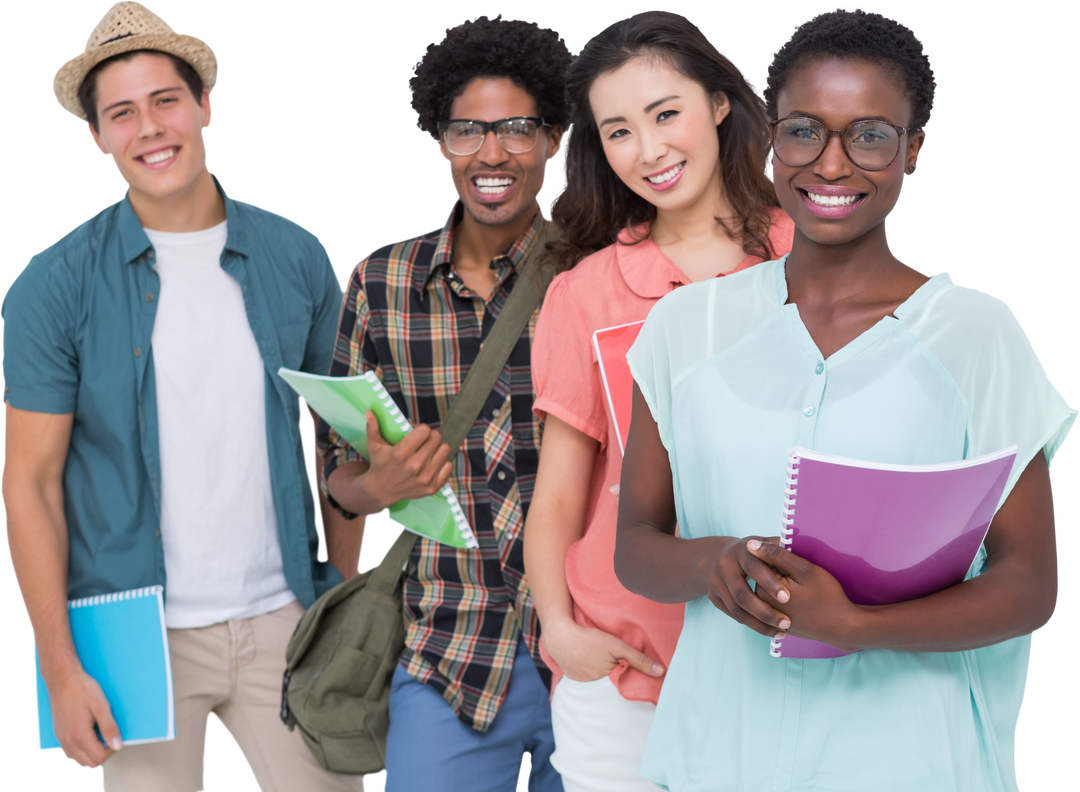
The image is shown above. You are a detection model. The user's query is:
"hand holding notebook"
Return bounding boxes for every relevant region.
[278,367,478,549]
[764,445,1017,659]
[358,409,455,506]
[37,586,175,750]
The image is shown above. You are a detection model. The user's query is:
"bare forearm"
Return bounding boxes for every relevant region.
[323,502,364,579]
[326,460,387,516]
[5,487,81,682]
[524,416,599,633]
[314,445,364,579]
[615,522,730,603]
[523,502,582,633]
[846,558,1055,652]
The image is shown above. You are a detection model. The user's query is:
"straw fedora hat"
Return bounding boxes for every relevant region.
[54,2,217,120]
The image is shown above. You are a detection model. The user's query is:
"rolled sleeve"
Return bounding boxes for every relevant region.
[316,265,374,518]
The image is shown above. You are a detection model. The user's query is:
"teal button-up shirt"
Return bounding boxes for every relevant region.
[3,181,344,606]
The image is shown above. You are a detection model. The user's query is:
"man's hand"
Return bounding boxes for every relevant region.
[326,411,454,515]
[542,617,664,683]
[48,666,122,767]
[3,405,120,768]
[364,411,454,508]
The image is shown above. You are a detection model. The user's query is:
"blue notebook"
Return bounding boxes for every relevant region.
[37,585,175,749]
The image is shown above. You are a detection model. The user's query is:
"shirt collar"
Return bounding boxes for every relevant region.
[413,202,548,293]
[122,175,246,265]
[616,224,690,299]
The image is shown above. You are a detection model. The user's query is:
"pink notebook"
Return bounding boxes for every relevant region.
[769,444,1017,659]
[592,321,645,456]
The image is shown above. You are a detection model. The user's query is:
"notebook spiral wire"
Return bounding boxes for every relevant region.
[364,373,478,549]
[69,585,163,609]
[771,450,802,657]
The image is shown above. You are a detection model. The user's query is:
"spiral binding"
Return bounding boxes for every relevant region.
[780,449,801,549]
[68,585,163,609]
[770,450,803,658]
[442,485,477,549]
[363,373,478,549]
[365,371,413,433]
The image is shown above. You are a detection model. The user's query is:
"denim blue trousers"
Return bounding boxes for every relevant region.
[385,638,563,792]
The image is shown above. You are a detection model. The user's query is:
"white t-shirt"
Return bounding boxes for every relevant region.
[146,221,295,629]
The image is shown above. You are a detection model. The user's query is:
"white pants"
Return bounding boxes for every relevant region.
[549,674,661,792]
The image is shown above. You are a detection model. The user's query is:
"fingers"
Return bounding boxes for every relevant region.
[365,410,454,499]
[613,640,665,677]
[704,540,792,637]
[365,411,389,451]
[93,695,123,754]
[58,693,118,767]
[743,539,792,604]
[706,583,790,637]
[747,539,813,581]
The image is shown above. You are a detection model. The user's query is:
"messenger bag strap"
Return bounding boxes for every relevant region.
[438,218,556,450]
[371,219,558,587]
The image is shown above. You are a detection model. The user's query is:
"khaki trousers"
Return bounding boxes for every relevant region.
[103,600,363,792]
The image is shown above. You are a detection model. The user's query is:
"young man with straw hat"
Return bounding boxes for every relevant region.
[2,4,363,790]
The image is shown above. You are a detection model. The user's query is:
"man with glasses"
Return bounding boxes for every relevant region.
[318,16,570,792]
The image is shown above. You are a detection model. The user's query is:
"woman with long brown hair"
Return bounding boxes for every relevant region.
[524,11,792,790]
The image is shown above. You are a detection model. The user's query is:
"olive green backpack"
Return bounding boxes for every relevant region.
[280,222,555,774]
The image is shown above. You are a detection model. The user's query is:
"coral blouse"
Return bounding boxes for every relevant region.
[531,210,793,703]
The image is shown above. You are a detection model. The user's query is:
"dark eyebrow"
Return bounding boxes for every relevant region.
[100,86,184,115]
[644,95,679,113]
[785,111,900,125]
[599,94,681,128]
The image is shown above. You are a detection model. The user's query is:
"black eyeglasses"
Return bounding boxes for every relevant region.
[770,117,918,171]
[438,117,550,156]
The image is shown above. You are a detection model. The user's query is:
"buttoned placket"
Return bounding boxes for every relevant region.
[771,256,927,790]
[444,259,521,543]
[129,245,169,583]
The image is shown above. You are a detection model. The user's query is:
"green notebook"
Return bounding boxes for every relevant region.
[279,367,478,549]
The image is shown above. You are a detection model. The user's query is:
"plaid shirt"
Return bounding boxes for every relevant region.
[319,205,549,731]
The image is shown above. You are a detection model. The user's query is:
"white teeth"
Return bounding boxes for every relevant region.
[142,149,176,164]
[474,176,514,195]
[647,163,684,184]
[806,192,860,207]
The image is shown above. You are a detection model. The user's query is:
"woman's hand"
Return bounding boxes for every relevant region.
[748,540,864,651]
[701,536,793,637]
[542,616,664,682]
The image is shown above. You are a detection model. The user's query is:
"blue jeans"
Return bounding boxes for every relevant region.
[385,639,563,792]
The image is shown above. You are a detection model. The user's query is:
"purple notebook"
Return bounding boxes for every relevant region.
[769,445,1017,659]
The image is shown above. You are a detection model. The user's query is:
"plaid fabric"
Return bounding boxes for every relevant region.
[318,205,549,732]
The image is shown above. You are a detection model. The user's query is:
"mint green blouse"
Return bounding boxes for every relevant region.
[627,257,1074,792]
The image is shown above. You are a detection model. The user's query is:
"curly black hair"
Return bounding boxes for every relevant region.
[410,16,572,140]
[764,9,935,129]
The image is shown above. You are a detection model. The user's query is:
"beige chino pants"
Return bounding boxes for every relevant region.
[103,600,363,792]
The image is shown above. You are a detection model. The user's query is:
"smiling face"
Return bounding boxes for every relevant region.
[772,57,924,248]
[590,56,730,216]
[89,52,211,206]
[440,77,561,228]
